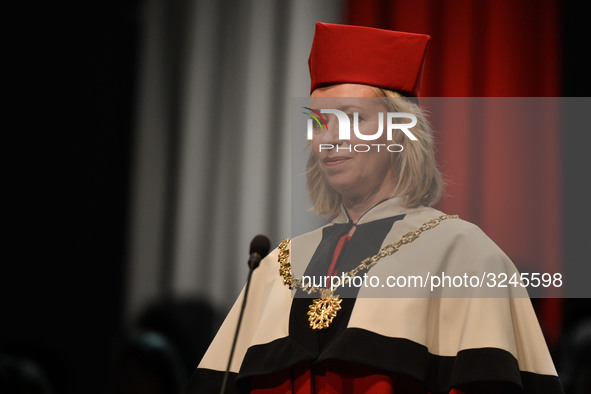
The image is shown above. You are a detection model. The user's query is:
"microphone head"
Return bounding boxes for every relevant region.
[250,234,271,258]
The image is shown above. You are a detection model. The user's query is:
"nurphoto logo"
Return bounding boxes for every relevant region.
[303,107,418,153]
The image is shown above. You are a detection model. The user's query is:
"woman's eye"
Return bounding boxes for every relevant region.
[315,117,328,129]
[349,113,363,122]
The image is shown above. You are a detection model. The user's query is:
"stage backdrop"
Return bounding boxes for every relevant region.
[345,0,563,346]
[126,0,343,324]
[127,0,564,349]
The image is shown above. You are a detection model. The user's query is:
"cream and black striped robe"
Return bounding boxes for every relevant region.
[186,198,563,394]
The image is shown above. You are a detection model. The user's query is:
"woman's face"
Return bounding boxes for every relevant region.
[310,84,397,202]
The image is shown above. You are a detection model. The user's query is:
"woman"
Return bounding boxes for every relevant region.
[186,23,563,393]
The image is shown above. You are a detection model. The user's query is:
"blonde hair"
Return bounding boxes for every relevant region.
[306,88,444,218]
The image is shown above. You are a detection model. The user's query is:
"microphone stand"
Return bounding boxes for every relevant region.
[220,235,269,394]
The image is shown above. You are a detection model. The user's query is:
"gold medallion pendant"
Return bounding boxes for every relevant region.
[277,215,459,331]
[307,296,343,330]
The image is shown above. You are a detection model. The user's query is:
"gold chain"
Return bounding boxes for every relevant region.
[278,214,459,329]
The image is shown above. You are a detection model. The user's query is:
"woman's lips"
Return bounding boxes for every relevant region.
[324,156,351,166]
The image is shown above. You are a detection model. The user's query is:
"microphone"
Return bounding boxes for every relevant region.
[248,234,271,270]
[220,235,271,394]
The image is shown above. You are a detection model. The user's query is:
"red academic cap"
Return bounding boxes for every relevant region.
[308,22,430,96]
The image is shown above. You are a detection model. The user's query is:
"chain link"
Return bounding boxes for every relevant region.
[278,214,459,294]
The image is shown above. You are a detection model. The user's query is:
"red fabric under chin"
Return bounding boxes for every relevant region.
[326,233,351,278]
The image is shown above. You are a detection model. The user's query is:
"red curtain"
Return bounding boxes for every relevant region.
[345,0,563,348]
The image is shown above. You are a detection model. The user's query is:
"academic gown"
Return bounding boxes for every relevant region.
[185,198,563,394]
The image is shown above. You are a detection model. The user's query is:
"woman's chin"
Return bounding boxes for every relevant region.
[325,179,357,194]
[327,182,366,201]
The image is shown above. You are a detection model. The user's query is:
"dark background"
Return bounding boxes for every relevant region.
[3,1,590,393]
